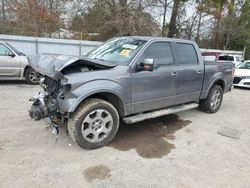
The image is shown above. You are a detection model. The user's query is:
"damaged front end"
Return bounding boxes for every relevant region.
[28,54,116,135]
[29,76,64,135]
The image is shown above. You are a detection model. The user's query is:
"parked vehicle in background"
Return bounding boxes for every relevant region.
[233,60,250,88]
[0,42,38,84]
[202,52,244,66]
[202,52,220,62]
[218,54,244,66]
[28,36,234,149]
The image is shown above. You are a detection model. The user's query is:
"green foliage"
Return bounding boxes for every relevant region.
[232,0,250,58]
[70,1,160,41]
[0,0,249,57]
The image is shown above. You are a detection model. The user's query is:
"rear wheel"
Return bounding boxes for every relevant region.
[67,98,119,149]
[24,67,38,85]
[199,85,223,113]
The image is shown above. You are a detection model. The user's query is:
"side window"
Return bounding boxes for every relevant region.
[143,42,174,66]
[0,44,11,56]
[176,43,198,64]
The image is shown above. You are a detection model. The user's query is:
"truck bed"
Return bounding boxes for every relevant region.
[200,61,234,99]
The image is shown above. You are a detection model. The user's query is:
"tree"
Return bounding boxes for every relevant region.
[201,0,228,48]
[0,0,6,22]
[0,0,70,36]
[70,0,160,40]
[151,0,173,36]
[167,0,182,37]
[0,0,249,58]
[229,0,250,58]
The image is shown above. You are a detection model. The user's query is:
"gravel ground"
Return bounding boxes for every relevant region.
[0,81,250,188]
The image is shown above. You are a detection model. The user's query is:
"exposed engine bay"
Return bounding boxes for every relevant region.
[61,60,104,75]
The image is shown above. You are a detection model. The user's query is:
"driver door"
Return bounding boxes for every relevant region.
[0,44,20,78]
[130,41,178,114]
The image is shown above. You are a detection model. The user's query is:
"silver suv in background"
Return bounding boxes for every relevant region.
[0,42,38,84]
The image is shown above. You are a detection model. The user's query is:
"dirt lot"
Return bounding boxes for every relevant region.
[0,81,250,188]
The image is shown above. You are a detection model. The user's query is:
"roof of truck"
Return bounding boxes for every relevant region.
[115,36,196,44]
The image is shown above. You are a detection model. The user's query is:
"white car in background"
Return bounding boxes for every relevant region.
[218,54,244,66]
[233,61,250,88]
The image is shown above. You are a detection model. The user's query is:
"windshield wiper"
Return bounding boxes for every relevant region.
[94,58,105,61]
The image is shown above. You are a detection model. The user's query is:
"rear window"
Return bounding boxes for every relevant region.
[218,56,234,61]
[176,43,198,64]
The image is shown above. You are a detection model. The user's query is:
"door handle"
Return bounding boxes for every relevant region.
[197,70,202,74]
[171,72,178,76]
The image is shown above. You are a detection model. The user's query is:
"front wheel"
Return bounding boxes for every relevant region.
[67,98,119,149]
[24,67,39,85]
[199,85,223,113]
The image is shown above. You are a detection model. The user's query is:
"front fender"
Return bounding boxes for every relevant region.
[57,80,128,114]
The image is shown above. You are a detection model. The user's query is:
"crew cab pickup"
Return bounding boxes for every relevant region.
[28,37,234,149]
[0,42,38,84]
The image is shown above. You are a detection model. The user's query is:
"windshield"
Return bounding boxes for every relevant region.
[5,43,25,56]
[237,62,250,69]
[86,38,146,65]
[236,56,244,62]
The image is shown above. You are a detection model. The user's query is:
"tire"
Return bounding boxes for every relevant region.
[199,85,223,113]
[67,98,120,149]
[24,67,39,85]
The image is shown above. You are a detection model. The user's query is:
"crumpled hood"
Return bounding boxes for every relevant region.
[28,54,117,80]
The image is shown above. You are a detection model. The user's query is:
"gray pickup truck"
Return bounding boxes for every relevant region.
[29,36,234,149]
[0,42,38,84]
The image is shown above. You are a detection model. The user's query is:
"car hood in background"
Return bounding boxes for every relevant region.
[234,68,250,77]
[28,54,116,80]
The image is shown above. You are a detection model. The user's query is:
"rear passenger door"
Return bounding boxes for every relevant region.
[130,41,178,114]
[174,43,203,104]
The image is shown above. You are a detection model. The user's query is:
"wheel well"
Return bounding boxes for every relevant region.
[85,92,125,117]
[23,66,30,76]
[213,80,225,91]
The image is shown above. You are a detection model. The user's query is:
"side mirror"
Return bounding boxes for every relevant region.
[8,51,15,57]
[137,58,154,71]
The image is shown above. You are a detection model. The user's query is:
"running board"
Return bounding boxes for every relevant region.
[123,103,199,124]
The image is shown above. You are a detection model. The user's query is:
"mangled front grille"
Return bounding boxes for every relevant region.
[44,76,60,98]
